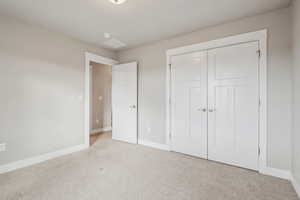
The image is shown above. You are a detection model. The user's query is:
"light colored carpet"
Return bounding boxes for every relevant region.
[0,132,298,200]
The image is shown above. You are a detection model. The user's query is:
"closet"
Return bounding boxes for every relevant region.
[170,41,260,170]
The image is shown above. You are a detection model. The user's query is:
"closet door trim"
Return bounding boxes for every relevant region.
[166,30,267,173]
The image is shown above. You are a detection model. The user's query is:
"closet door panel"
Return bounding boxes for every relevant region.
[171,51,207,158]
[207,42,260,170]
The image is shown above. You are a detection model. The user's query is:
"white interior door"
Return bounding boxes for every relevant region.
[170,51,208,158]
[112,62,138,144]
[207,42,260,170]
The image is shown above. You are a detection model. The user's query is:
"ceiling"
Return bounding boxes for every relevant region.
[0,0,290,50]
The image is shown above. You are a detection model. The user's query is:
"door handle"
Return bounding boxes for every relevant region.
[197,108,207,112]
[208,108,216,112]
[129,105,136,109]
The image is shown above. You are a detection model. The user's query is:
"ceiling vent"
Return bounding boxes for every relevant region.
[103,38,126,49]
[109,0,127,4]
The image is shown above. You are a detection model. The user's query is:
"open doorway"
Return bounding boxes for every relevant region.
[84,52,118,147]
[90,62,112,145]
[84,52,138,148]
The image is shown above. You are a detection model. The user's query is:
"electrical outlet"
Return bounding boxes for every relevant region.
[0,143,6,152]
[147,128,151,133]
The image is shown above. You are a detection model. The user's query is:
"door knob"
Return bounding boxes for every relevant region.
[208,108,216,112]
[130,105,136,109]
[197,108,206,112]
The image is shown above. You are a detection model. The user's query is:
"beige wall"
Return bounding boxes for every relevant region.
[292,0,300,186]
[91,62,112,132]
[0,15,116,165]
[117,8,293,170]
[0,6,294,173]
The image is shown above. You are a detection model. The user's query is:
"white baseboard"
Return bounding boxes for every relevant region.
[91,127,112,135]
[261,168,299,198]
[138,139,169,151]
[260,167,292,180]
[0,144,88,174]
[291,175,300,198]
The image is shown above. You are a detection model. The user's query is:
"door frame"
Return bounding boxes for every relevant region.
[84,52,119,147]
[166,30,267,173]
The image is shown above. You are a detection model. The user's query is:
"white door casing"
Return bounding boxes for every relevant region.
[166,30,268,170]
[166,30,267,172]
[170,51,208,158]
[112,62,138,144]
[85,52,119,147]
[207,42,260,170]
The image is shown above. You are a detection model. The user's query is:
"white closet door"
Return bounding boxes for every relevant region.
[171,51,208,158]
[112,62,138,144]
[207,42,259,170]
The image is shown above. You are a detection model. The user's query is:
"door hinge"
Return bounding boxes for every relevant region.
[258,146,261,156]
[169,64,172,70]
[169,132,172,140]
[257,50,261,58]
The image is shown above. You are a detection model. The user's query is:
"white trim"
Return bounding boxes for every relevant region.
[166,51,171,147]
[260,167,291,180]
[85,52,119,66]
[91,127,112,135]
[166,30,268,173]
[0,144,88,174]
[84,52,118,147]
[291,175,300,198]
[138,140,170,151]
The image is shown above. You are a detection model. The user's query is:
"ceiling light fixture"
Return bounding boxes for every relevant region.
[109,0,127,5]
